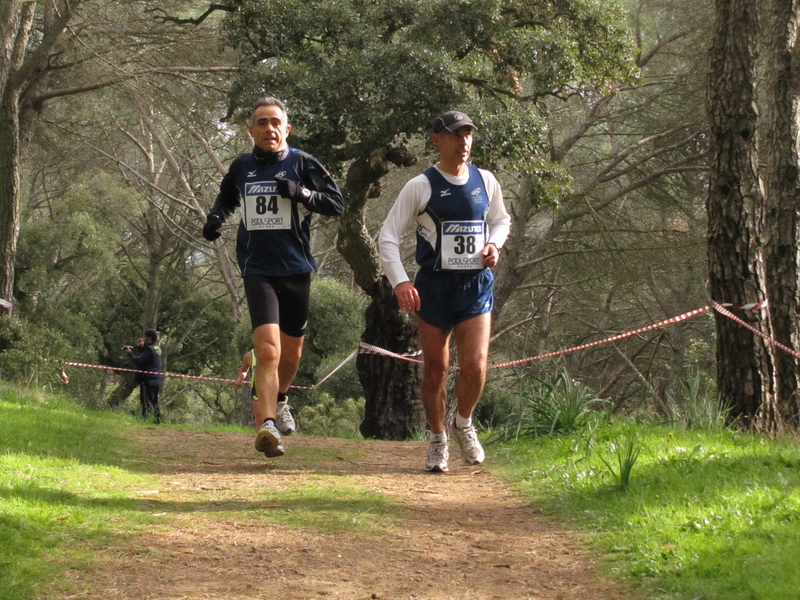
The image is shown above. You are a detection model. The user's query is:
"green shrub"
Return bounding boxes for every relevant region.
[296,392,365,438]
[0,316,71,387]
[486,366,605,442]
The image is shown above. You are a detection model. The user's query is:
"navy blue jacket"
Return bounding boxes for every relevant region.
[210,147,344,277]
[128,344,163,388]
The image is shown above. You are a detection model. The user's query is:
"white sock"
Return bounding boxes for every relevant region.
[455,414,472,429]
[429,431,447,443]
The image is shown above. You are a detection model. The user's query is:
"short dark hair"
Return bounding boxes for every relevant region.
[250,97,288,124]
[144,329,158,342]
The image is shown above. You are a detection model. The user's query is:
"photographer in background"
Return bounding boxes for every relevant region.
[124,329,163,423]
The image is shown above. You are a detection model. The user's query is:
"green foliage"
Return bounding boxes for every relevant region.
[661,370,729,432]
[594,427,643,488]
[0,316,71,387]
[0,384,155,600]
[681,370,728,431]
[221,0,637,204]
[294,278,367,406]
[485,366,605,442]
[16,172,142,317]
[306,278,366,357]
[297,392,365,438]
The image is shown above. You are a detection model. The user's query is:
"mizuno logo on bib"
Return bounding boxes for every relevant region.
[441,220,486,269]
[244,181,292,230]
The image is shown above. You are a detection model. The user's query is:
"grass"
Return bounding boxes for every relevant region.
[4,381,800,600]
[247,479,394,532]
[491,422,800,600]
[0,386,160,600]
[0,383,394,600]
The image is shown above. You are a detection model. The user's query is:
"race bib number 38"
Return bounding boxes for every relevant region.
[243,181,292,230]
[441,220,486,270]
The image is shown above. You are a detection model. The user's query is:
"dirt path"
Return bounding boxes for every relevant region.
[55,428,637,600]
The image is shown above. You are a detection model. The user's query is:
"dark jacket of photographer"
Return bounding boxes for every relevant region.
[128,343,163,388]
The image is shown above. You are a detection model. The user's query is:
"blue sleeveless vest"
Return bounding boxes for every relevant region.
[416,164,490,274]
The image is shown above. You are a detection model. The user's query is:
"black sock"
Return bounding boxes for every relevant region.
[278,392,287,403]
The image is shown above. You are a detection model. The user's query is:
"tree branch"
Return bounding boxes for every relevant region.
[146,3,238,26]
[33,66,239,104]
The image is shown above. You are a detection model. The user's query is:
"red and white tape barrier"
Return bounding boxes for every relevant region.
[489,305,713,369]
[58,300,782,387]
[358,342,424,364]
[59,361,235,383]
[59,348,359,391]
[712,301,800,360]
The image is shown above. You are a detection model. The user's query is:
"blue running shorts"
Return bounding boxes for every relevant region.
[414,268,494,331]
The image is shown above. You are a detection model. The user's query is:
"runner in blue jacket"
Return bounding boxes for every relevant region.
[203,97,344,458]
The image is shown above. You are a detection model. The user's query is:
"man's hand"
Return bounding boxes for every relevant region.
[275,177,310,203]
[202,214,223,241]
[482,243,500,268]
[395,281,420,314]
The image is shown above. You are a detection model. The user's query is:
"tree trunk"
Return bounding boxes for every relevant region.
[0,0,75,311]
[107,372,139,407]
[336,147,424,439]
[358,276,425,439]
[706,0,774,428]
[0,86,21,303]
[758,0,800,428]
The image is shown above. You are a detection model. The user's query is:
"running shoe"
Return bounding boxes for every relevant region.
[449,422,485,465]
[276,400,296,435]
[424,435,449,473]
[255,420,285,457]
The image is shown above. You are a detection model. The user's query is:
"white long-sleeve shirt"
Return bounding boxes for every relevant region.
[378,165,511,289]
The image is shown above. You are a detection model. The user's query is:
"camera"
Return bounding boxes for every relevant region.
[123,345,133,351]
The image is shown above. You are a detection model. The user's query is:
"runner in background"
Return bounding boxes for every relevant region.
[235,349,295,434]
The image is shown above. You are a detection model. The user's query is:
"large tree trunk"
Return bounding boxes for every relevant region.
[758,0,800,428]
[358,276,424,439]
[706,0,774,428]
[336,148,425,439]
[107,372,139,407]
[0,0,76,310]
[0,87,21,303]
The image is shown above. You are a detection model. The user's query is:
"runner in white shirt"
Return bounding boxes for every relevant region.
[378,110,511,472]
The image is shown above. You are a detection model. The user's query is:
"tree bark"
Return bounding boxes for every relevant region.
[758,0,800,428]
[358,276,425,439]
[0,0,77,308]
[107,372,139,407]
[706,0,774,428]
[336,147,425,439]
[0,86,21,303]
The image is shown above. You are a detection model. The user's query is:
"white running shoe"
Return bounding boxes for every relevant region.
[449,422,485,465]
[424,434,449,473]
[255,420,285,457]
[276,400,296,435]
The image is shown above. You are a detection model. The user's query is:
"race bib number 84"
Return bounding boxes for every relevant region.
[441,220,486,270]
[244,182,292,230]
